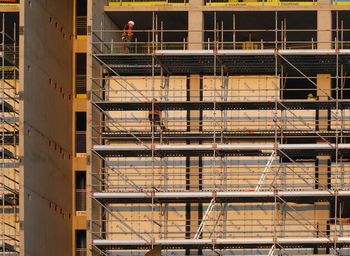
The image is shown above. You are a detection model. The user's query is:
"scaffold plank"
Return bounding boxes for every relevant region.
[0,193,18,205]
[92,237,350,250]
[94,100,350,111]
[92,143,350,158]
[0,241,15,252]
[101,130,350,140]
[0,99,15,112]
[0,147,15,159]
[94,50,350,76]
[92,190,350,204]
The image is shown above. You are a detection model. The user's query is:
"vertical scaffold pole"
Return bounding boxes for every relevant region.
[151,11,155,250]
[275,11,278,50]
[334,10,339,254]
[1,13,5,254]
[212,11,217,255]
[232,14,235,50]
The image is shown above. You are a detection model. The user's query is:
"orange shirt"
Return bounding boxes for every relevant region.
[123,24,133,37]
[148,109,160,115]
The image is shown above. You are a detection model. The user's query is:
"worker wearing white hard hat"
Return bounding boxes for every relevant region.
[122,21,135,53]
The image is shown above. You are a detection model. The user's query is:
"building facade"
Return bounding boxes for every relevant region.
[1,0,350,255]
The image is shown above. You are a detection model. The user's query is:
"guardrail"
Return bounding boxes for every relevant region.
[76,16,87,36]
[204,0,317,6]
[0,0,19,4]
[108,0,188,6]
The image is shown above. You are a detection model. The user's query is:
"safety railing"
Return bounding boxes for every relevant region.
[76,16,87,36]
[204,0,317,6]
[0,0,19,4]
[75,132,86,154]
[91,163,345,192]
[91,217,350,240]
[76,189,86,212]
[92,28,350,54]
[75,74,87,95]
[108,0,188,6]
[75,248,87,256]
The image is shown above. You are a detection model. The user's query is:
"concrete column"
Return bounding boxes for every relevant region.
[316,156,330,190]
[317,10,332,49]
[189,75,201,130]
[315,73,331,252]
[188,8,203,50]
[317,74,331,130]
[314,155,330,254]
[314,201,330,254]
[186,75,202,254]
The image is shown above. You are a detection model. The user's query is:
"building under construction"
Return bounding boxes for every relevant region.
[1,0,350,255]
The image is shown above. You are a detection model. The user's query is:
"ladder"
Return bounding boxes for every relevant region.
[255,151,275,192]
[194,198,215,239]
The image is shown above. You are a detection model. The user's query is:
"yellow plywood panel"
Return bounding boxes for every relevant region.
[108,76,187,131]
[283,203,317,237]
[109,76,186,102]
[283,110,315,130]
[105,155,186,191]
[225,203,274,238]
[331,163,350,189]
[281,162,315,190]
[206,110,276,131]
[203,76,279,131]
[331,110,350,130]
[106,204,186,240]
[203,75,279,102]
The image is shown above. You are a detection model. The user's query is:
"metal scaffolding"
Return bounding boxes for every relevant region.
[89,10,350,256]
[0,13,19,255]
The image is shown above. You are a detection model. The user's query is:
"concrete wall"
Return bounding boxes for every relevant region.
[20,0,73,255]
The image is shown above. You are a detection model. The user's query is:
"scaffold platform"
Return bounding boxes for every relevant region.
[92,237,350,250]
[93,190,350,204]
[0,193,18,206]
[102,130,350,141]
[92,143,350,158]
[94,49,350,76]
[94,100,350,111]
[0,147,15,159]
[0,100,15,112]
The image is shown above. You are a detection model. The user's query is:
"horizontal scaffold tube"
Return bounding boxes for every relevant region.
[91,190,350,203]
[156,49,350,56]
[93,237,350,248]
[93,143,350,151]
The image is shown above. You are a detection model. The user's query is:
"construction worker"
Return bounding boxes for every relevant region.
[148,99,168,132]
[307,93,316,100]
[122,21,134,53]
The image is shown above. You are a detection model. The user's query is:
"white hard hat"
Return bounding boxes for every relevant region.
[128,21,135,26]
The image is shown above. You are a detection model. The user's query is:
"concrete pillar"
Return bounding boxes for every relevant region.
[186,75,202,254]
[317,10,332,49]
[188,3,203,50]
[316,156,330,190]
[314,201,330,254]
[315,74,331,252]
[314,155,330,254]
[189,75,201,130]
[317,74,331,130]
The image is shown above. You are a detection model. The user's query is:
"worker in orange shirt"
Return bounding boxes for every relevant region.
[148,99,168,132]
[122,21,134,53]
